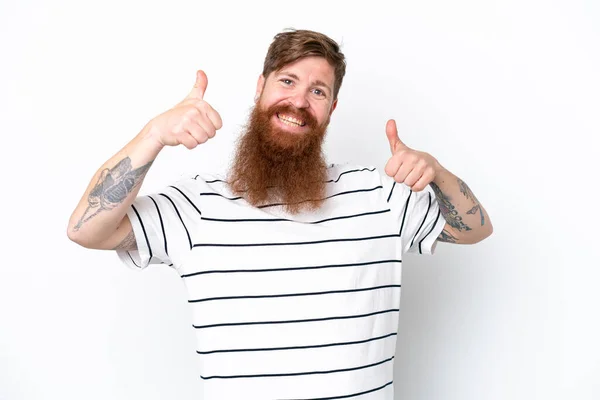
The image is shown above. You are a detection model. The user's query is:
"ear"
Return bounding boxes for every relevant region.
[329,98,338,116]
[255,75,265,102]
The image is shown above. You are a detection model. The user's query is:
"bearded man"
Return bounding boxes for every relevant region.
[68,29,493,400]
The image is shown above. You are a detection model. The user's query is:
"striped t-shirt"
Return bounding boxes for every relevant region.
[117,163,446,400]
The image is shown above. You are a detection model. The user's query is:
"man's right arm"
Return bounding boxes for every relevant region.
[67,69,221,251]
[66,124,163,250]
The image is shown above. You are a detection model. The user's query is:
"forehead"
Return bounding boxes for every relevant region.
[273,56,335,83]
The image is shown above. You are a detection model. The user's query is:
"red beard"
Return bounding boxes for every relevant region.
[228,103,329,214]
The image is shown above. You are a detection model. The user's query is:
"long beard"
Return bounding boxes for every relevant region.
[228,102,329,214]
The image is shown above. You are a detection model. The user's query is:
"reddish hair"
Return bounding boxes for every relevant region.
[262,29,347,100]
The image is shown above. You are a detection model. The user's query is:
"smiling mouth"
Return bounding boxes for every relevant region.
[277,113,306,127]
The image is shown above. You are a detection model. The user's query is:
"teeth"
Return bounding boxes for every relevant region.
[278,113,305,126]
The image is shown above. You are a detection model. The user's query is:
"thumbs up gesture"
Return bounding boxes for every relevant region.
[384,119,441,192]
[146,70,223,149]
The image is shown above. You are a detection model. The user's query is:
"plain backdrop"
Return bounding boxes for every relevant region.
[1,0,598,399]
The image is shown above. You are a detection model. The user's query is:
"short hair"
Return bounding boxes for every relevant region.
[262,29,347,100]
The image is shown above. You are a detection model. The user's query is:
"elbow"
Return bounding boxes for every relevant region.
[67,224,94,249]
[486,221,494,238]
[474,224,494,244]
[67,225,85,247]
[67,223,79,243]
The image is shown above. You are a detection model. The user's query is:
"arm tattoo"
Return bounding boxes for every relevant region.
[112,230,137,250]
[430,182,472,232]
[73,157,152,231]
[438,228,459,243]
[458,178,485,226]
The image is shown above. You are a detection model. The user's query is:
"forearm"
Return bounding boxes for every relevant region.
[430,163,493,243]
[67,123,164,247]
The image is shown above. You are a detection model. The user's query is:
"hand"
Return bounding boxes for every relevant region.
[384,119,441,192]
[147,70,223,149]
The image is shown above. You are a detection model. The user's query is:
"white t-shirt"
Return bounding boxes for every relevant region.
[117,163,446,400]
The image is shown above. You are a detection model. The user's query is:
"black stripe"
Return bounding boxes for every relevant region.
[410,192,432,249]
[258,186,383,209]
[200,192,242,200]
[200,356,394,380]
[419,209,442,254]
[159,193,192,250]
[325,167,376,184]
[313,209,390,224]
[398,190,413,237]
[386,181,396,202]
[192,233,399,248]
[200,209,390,224]
[198,186,383,208]
[126,251,141,268]
[148,196,168,256]
[169,185,202,216]
[192,308,399,329]
[131,204,152,261]
[283,380,394,400]
[180,259,401,278]
[202,216,291,223]
[196,332,398,355]
[189,284,401,303]
[200,167,376,186]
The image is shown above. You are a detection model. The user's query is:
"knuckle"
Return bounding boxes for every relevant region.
[214,112,224,129]
[180,114,193,126]
[384,165,394,177]
[396,150,408,159]
[194,100,209,113]
[185,105,201,118]
[171,128,182,139]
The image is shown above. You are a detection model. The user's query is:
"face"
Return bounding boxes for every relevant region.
[227,57,339,214]
[255,56,338,133]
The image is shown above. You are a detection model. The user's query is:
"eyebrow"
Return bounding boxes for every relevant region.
[278,72,332,95]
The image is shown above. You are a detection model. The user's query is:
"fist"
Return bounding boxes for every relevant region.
[147,70,223,149]
[384,119,440,192]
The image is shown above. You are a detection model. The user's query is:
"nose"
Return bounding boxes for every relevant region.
[288,91,310,109]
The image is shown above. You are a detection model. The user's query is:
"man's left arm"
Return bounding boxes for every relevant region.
[384,119,493,245]
[429,166,493,244]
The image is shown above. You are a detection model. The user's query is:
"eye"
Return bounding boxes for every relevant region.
[312,88,325,97]
[280,78,293,85]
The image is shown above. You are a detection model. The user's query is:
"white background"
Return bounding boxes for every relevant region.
[1,0,598,399]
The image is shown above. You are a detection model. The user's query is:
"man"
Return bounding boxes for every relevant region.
[68,29,492,400]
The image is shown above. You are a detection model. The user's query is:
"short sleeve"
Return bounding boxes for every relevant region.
[380,172,446,255]
[116,180,199,270]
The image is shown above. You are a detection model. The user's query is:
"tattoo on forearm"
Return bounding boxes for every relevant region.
[458,178,485,226]
[430,182,472,232]
[112,230,137,250]
[438,228,458,243]
[73,157,152,231]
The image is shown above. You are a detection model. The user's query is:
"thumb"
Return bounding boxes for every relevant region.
[186,70,208,100]
[385,119,408,154]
